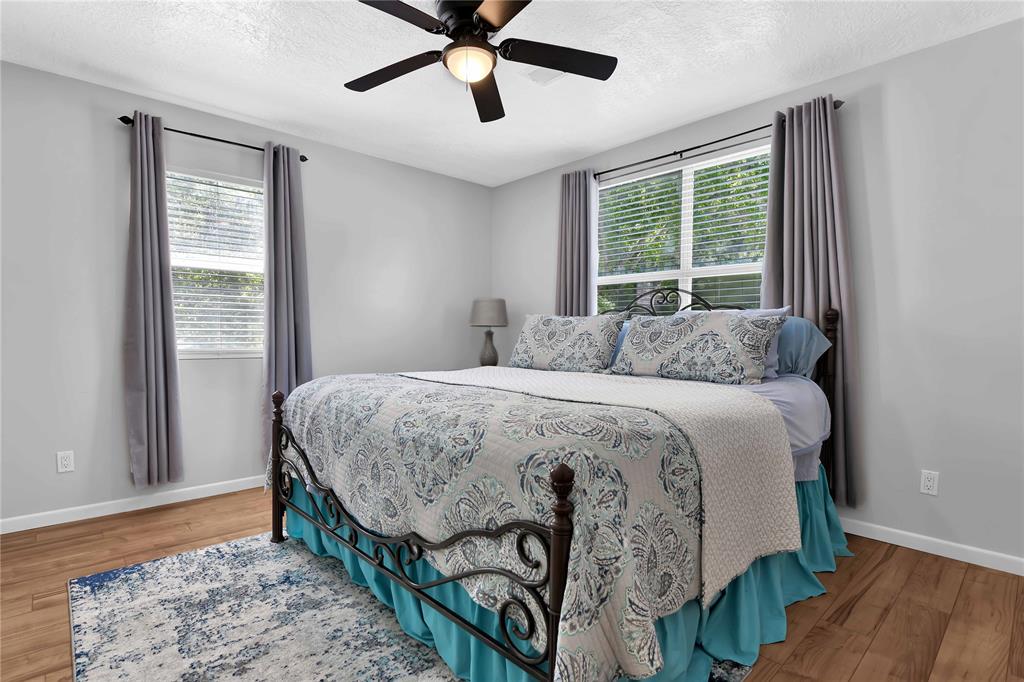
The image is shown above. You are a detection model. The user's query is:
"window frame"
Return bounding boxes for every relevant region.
[166,166,265,361]
[591,143,771,313]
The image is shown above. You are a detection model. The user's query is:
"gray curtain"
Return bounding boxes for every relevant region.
[555,169,595,315]
[124,111,183,486]
[262,143,312,456]
[761,94,856,506]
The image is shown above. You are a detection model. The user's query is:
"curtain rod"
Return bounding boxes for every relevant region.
[594,99,843,180]
[601,133,772,183]
[117,116,309,162]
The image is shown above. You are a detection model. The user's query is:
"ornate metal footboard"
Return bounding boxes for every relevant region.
[269,391,574,681]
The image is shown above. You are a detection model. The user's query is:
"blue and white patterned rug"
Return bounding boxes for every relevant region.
[69,533,751,681]
[69,534,456,681]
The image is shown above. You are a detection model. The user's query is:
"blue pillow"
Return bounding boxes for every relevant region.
[608,321,630,367]
[776,317,832,378]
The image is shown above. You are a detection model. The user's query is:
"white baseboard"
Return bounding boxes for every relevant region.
[0,475,265,534]
[840,516,1024,576]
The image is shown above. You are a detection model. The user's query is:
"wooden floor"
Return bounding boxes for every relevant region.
[1,489,1021,682]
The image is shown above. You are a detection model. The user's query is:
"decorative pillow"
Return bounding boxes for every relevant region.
[509,313,626,372]
[608,310,788,384]
[776,316,832,378]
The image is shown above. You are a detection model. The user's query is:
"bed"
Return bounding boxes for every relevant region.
[268,288,848,682]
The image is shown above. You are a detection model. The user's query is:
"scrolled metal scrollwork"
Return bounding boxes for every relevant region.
[278,424,291,453]
[605,286,744,316]
[372,543,396,570]
[278,466,293,500]
[498,596,546,667]
[323,495,342,527]
[648,287,682,312]
[516,527,546,573]
[399,539,424,565]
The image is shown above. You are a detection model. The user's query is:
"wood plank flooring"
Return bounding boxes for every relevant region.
[0,488,1019,681]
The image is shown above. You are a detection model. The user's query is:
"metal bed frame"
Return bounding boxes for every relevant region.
[268,287,839,681]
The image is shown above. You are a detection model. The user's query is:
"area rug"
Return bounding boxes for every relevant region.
[69,533,750,681]
[69,533,456,681]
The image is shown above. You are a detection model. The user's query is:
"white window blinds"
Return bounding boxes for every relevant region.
[166,172,265,354]
[596,146,770,312]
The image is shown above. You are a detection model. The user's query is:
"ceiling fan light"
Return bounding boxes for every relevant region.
[443,45,495,83]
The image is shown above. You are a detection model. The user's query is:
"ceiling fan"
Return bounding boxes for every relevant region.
[344,0,618,123]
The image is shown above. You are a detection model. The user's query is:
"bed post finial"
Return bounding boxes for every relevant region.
[270,390,286,543]
[550,462,574,499]
[546,463,575,678]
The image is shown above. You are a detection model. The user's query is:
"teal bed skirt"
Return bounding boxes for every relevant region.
[285,464,850,681]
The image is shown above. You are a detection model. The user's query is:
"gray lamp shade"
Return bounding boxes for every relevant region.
[470,298,508,327]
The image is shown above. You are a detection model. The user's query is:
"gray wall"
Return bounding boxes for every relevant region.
[1,62,491,518]
[490,21,1024,558]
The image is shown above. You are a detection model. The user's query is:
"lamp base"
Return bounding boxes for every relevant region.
[480,329,499,366]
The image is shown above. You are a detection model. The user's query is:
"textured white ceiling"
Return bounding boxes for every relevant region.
[2,1,1021,186]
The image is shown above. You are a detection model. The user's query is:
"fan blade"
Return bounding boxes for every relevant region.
[498,38,617,80]
[470,72,505,122]
[474,0,531,31]
[345,51,443,91]
[358,0,446,33]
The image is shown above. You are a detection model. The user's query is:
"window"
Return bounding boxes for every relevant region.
[595,146,770,313]
[167,171,264,356]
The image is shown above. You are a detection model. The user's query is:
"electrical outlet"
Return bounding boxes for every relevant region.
[920,469,939,496]
[57,450,75,473]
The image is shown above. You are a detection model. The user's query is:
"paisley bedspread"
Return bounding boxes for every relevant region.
[279,367,799,681]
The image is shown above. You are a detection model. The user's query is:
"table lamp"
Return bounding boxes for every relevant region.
[469,298,508,366]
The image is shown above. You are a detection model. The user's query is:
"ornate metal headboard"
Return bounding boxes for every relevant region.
[606,286,743,315]
[606,287,841,493]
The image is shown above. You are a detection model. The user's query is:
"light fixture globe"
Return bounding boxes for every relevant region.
[442,39,496,83]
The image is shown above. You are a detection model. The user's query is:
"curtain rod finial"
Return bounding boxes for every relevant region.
[299,154,309,162]
[118,115,133,125]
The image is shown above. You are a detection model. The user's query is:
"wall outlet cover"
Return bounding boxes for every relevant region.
[920,469,939,496]
[57,450,75,473]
